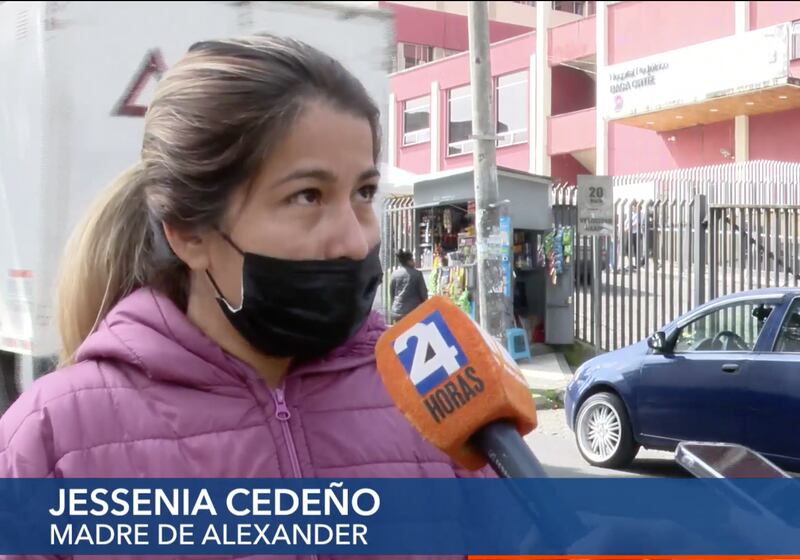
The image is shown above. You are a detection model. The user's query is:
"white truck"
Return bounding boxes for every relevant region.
[0,1,394,410]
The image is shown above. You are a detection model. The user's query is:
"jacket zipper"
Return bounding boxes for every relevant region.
[272,385,303,478]
[271,385,318,560]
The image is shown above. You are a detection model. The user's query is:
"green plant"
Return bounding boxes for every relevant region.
[557,340,600,371]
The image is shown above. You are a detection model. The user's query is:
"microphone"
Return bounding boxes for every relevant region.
[377,296,591,553]
[375,296,545,478]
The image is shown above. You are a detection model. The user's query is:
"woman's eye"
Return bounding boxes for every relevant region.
[288,189,322,206]
[355,184,378,203]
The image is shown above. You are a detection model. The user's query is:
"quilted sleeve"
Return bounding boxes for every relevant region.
[0,394,61,558]
[0,389,58,478]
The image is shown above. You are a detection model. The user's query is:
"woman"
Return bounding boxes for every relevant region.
[0,36,491,482]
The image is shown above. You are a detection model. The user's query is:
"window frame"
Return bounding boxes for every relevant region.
[402,42,434,70]
[446,84,474,157]
[552,1,596,16]
[672,295,783,355]
[402,96,431,147]
[772,296,800,353]
[495,70,529,149]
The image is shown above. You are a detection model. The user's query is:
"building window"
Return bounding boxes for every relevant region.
[403,43,433,70]
[403,96,431,146]
[496,71,528,148]
[552,1,595,16]
[792,20,800,60]
[513,1,537,6]
[447,85,473,157]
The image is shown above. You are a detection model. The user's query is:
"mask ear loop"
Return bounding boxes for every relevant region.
[207,230,246,313]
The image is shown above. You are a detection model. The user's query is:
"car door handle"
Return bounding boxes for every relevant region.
[721,364,740,374]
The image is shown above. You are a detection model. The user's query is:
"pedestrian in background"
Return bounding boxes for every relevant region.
[623,200,645,269]
[390,249,428,323]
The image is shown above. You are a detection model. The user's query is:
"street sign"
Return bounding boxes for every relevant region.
[577,175,614,237]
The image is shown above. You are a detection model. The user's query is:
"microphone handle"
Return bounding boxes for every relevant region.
[471,420,548,478]
[471,420,589,552]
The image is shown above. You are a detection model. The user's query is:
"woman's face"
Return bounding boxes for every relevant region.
[205,101,381,307]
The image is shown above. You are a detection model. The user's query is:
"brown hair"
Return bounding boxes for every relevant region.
[57,35,381,365]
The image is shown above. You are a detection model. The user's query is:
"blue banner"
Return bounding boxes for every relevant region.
[1,478,800,555]
[500,214,512,299]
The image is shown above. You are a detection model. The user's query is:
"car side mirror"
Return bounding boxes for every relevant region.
[647,331,667,352]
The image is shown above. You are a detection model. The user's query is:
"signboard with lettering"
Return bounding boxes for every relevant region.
[600,23,790,120]
[577,176,613,237]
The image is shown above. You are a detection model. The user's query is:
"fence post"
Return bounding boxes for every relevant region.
[592,236,602,352]
[693,194,708,306]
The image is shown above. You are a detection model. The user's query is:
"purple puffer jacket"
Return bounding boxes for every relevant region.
[0,288,493,559]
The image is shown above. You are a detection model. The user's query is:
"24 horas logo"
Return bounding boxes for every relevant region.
[393,310,486,424]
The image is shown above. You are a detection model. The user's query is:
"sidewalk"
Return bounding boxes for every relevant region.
[518,344,573,410]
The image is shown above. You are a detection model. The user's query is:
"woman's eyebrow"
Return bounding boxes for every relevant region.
[270,166,381,189]
[270,167,337,188]
[358,168,381,182]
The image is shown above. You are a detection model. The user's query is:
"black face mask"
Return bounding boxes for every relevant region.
[207,234,383,361]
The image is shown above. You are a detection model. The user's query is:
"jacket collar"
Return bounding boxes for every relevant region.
[76,288,385,388]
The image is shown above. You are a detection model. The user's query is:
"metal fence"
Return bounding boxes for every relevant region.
[555,160,800,351]
[554,186,703,350]
[708,205,800,297]
[613,160,800,205]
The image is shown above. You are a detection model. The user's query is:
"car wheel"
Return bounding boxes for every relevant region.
[575,392,639,468]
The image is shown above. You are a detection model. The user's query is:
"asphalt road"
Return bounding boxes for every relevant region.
[525,409,690,478]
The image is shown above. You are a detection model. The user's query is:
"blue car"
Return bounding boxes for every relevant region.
[565,288,800,470]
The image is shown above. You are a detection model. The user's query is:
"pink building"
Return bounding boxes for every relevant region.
[387,1,800,185]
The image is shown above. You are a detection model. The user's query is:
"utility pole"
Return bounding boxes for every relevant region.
[468,1,509,342]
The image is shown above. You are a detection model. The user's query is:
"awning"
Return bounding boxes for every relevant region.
[379,164,417,195]
[411,166,555,231]
[615,79,800,132]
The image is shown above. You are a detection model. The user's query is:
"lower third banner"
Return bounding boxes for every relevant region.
[1,478,800,555]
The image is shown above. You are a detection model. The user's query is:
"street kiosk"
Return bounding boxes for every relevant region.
[381,166,575,350]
